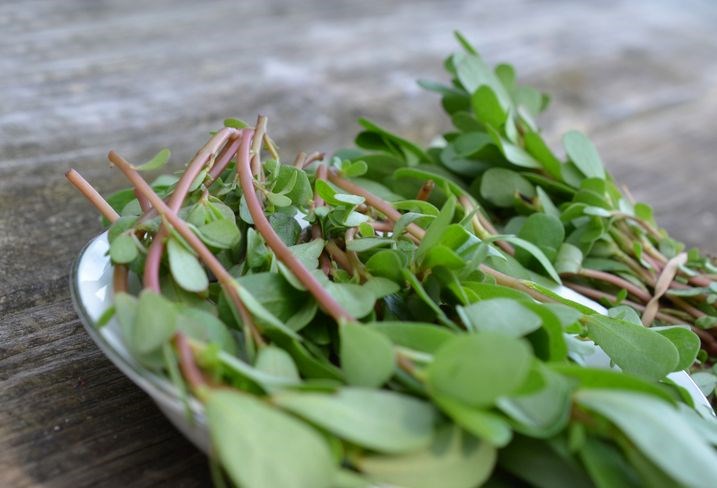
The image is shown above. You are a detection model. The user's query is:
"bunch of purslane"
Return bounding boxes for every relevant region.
[67,97,717,487]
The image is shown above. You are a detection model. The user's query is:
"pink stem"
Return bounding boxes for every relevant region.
[570,268,652,303]
[143,128,237,292]
[65,169,120,223]
[328,170,426,241]
[236,131,354,323]
[135,189,151,213]
[207,131,243,182]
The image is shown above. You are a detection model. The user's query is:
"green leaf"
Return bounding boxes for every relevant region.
[134,148,170,171]
[255,345,301,382]
[497,235,562,283]
[422,244,465,270]
[652,326,700,371]
[234,272,310,326]
[266,191,292,207]
[289,239,325,270]
[427,333,533,407]
[326,282,376,318]
[486,126,541,168]
[269,212,301,245]
[274,388,437,454]
[340,323,395,387]
[109,232,138,264]
[434,395,512,447]
[584,315,679,380]
[234,284,302,340]
[555,242,583,274]
[417,196,456,259]
[176,307,236,355]
[273,165,313,208]
[223,117,249,128]
[167,237,208,293]
[205,390,335,488]
[563,131,605,179]
[367,321,454,354]
[576,389,717,487]
[497,368,573,438]
[457,298,542,337]
[366,249,405,282]
[524,132,562,179]
[359,426,496,488]
[579,437,642,488]
[198,219,241,249]
[515,213,565,263]
[454,52,510,109]
[345,237,394,252]
[130,290,177,355]
[340,160,368,177]
[472,85,508,127]
[363,277,400,299]
[356,118,429,164]
[499,435,593,488]
[480,167,535,207]
[550,364,675,404]
[454,30,478,55]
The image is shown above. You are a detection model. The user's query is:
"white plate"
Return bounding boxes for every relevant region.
[69,233,712,454]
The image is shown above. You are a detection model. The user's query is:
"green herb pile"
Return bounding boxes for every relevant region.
[343,32,717,397]
[66,37,717,488]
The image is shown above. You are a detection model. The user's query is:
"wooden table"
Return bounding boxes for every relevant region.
[2,0,716,485]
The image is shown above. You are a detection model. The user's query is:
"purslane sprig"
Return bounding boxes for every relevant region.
[349,32,717,391]
[68,84,717,486]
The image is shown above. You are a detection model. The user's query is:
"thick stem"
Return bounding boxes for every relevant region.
[65,169,120,223]
[135,189,151,213]
[565,282,685,326]
[249,115,267,177]
[107,149,261,343]
[301,151,325,169]
[236,132,355,323]
[292,151,307,169]
[345,227,369,281]
[175,333,206,391]
[570,268,652,303]
[207,131,243,182]
[325,241,353,275]
[328,170,426,241]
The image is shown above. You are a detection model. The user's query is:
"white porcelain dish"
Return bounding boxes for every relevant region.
[70,232,713,454]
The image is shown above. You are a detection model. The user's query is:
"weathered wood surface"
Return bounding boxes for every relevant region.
[1,0,716,485]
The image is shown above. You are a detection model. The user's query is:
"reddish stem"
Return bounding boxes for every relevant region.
[569,268,652,303]
[65,169,120,223]
[207,132,243,183]
[328,170,426,241]
[325,241,353,274]
[135,189,151,213]
[301,151,325,169]
[235,131,355,323]
[175,333,206,391]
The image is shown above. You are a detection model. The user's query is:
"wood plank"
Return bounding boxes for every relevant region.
[2,0,717,485]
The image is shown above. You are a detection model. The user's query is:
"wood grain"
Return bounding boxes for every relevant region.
[1,0,716,485]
